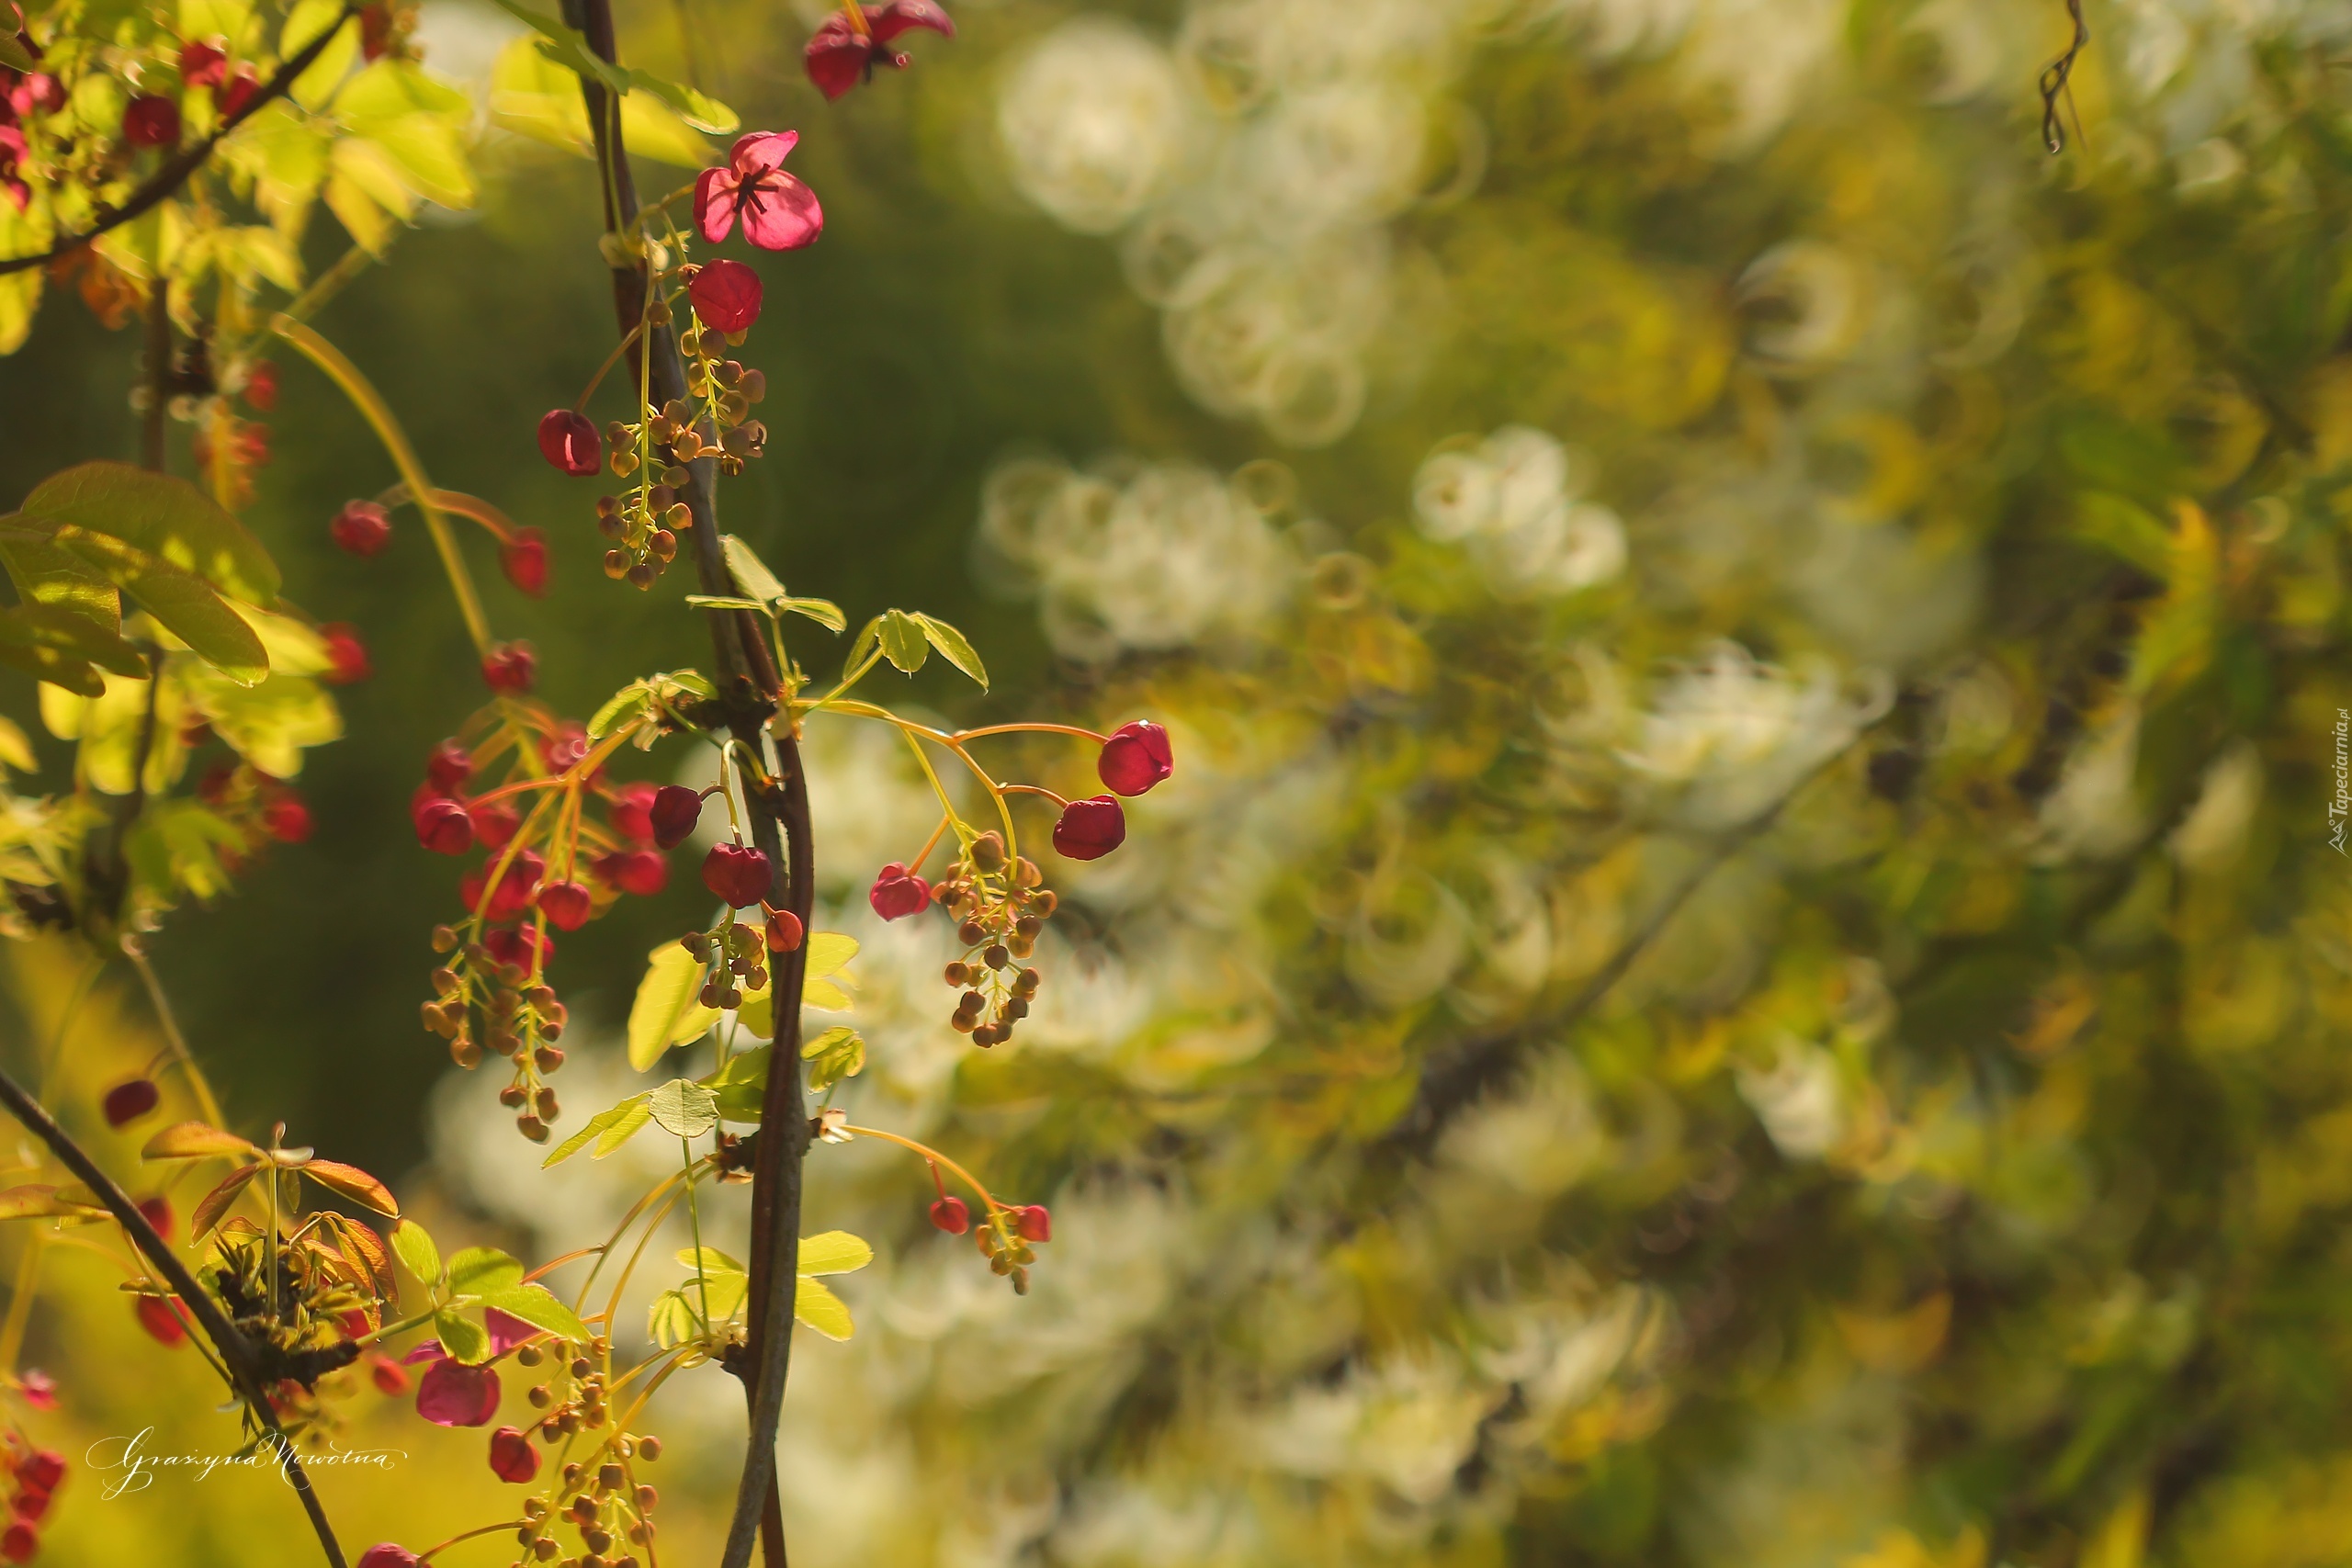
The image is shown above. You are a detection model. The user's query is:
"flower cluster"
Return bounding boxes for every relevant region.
[0,1443,63,1564]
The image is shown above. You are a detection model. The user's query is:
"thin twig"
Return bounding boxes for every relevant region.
[2039,0,2091,155]
[0,6,363,276]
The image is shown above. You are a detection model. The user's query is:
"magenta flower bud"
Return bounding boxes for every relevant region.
[702,842,772,908]
[929,1195,969,1235]
[1098,720,1172,795]
[320,622,371,685]
[426,740,471,794]
[537,408,601,477]
[867,862,931,920]
[262,792,312,844]
[688,259,763,334]
[18,1453,61,1495]
[102,1077,160,1129]
[481,641,537,694]
[1014,1203,1051,1242]
[500,526,548,596]
[178,39,227,87]
[488,1426,539,1484]
[121,94,180,148]
[415,1359,502,1427]
[482,923,554,973]
[594,849,670,897]
[1051,795,1125,861]
[413,797,474,856]
[610,781,658,843]
[472,800,520,851]
[462,852,544,922]
[357,1549,422,1568]
[330,500,392,557]
[650,784,704,849]
[537,880,593,931]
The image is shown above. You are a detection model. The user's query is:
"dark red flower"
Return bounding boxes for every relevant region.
[481,641,536,694]
[426,740,472,794]
[929,1195,968,1234]
[9,1487,46,1522]
[17,1371,55,1412]
[121,95,180,148]
[413,796,474,856]
[501,526,548,596]
[357,1548,421,1568]
[360,0,396,59]
[461,851,545,921]
[415,1358,501,1427]
[538,723,592,776]
[215,64,260,118]
[867,862,931,919]
[101,1077,159,1129]
[17,1453,61,1495]
[320,622,371,684]
[135,1195,173,1241]
[0,1523,32,1563]
[471,799,520,851]
[609,782,658,843]
[1052,795,1125,861]
[537,880,592,931]
[1098,720,1172,796]
[594,849,669,897]
[702,842,772,907]
[242,359,277,411]
[764,908,803,952]
[695,132,822,251]
[688,259,763,334]
[488,1426,539,1484]
[805,0,953,99]
[262,792,312,844]
[537,409,601,477]
[177,39,227,88]
[1014,1203,1051,1242]
[330,500,392,557]
[134,1295,186,1347]
[368,1354,410,1395]
[482,923,554,973]
[650,784,703,848]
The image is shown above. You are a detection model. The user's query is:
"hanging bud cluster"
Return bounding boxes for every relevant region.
[973,1201,1051,1295]
[928,832,1055,1047]
[502,1342,666,1568]
[0,1441,65,1563]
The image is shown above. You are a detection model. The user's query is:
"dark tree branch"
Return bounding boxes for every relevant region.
[0,1058,346,1567]
[557,5,805,1562]
[0,5,364,276]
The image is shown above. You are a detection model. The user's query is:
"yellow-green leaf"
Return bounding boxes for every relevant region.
[797,1230,873,1276]
[391,1218,442,1286]
[141,1121,260,1161]
[627,942,718,1071]
[793,1275,854,1340]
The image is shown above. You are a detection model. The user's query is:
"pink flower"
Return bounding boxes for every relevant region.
[537,880,592,931]
[462,851,546,921]
[929,1195,968,1234]
[867,862,931,919]
[805,0,954,100]
[414,1358,501,1427]
[413,797,473,855]
[488,1425,539,1483]
[483,923,554,973]
[1097,720,1172,796]
[702,842,772,907]
[426,740,472,794]
[1014,1202,1051,1242]
[688,259,763,333]
[330,500,392,556]
[481,641,537,694]
[357,1549,421,1568]
[695,132,823,252]
[537,409,601,476]
[177,39,227,88]
[1052,795,1125,861]
[17,1372,55,1412]
[320,622,371,684]
[650,784,704,848]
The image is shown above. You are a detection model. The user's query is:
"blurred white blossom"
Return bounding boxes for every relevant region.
[1412,426,1627,598]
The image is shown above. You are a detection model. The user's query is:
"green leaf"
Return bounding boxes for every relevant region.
[737,981,775,1041]
[845,614,881,679]
[484,0,631,93]
[435,1307,492,1365]
[0,715,36,772]
[721,535,787,606]
[541,1091,651,1168]
[801,1026,865,1092]
[0,604,147,695]
[802,931,860,1010]
[0,522,268,685]
[447,1246,525,1296]
[17,462,279,604]
[913,613,989,691]
[675,1246,747,1276]
[780,597,847,634]
[627,942,719,1071]
[625,67,739,134]
[685,595,767,613]
[702,1045,770,1119]
[281,0,360,112]
[486,34,714,168]
[391,1218,442,1287]
[0,33,35,73]
[878,608,928,674]
[587,681,652,739]
[797,1229,874,1276]
[647,1077,720,1139]
[0,535,118,636]
[476,1283,588,1344]
[793,1275,854,1340]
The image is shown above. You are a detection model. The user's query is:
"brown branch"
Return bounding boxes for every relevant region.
[2039,0,2090,155]
[557,4,804,1562]
[0,1059,347,1567]
[0,4,363,276]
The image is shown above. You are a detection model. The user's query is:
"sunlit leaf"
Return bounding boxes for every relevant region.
[301,1158,399,1216]
[627,942,718,1071]
[391,1218,443,1287]
[797,1230,873,1276]
[17,461,279,604]
[447,1246,525,1296]
[543,1091,651,1167]
[913,613,988,690]
[435,1306,493,1365]
[141,1122,259,1161]
[792,1275,854,1340]
[647,1078,720,1139]
[475,1283,587,1344]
